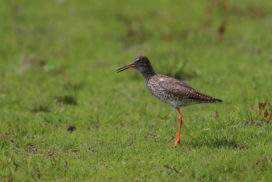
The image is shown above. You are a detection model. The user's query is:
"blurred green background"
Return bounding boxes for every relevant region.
[0,0,272,181]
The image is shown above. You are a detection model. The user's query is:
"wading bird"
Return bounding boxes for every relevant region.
[117,56,222,147]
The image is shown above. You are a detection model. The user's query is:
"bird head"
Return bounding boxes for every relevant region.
[117,56,152,73]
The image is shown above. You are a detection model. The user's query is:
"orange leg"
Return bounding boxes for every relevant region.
[174,108,183,147]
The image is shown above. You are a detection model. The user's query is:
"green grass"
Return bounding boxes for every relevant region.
[1,0,272,181]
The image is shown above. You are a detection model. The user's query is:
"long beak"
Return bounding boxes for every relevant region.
[116,63,135,73]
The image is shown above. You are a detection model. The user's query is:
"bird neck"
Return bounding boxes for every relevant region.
[138,66,156,80]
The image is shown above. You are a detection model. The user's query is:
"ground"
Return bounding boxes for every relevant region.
[0,0,272,181]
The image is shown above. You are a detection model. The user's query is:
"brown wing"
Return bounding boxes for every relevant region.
[157,75,222,102]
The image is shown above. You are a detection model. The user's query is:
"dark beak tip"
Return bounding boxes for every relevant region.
[116,67,127,73]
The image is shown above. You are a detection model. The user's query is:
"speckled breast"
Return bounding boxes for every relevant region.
[146,78,182,107]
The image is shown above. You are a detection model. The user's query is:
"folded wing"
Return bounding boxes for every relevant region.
[157,75,222,103]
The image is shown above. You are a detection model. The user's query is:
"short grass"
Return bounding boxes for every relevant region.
[1,0,272,181]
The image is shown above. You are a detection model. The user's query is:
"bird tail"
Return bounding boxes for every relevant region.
[212,98,223,103]
[189,91,223,103]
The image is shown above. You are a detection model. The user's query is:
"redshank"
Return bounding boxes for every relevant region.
[117,56,222,147]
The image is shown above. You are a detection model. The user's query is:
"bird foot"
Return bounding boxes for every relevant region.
[174,139,181,147]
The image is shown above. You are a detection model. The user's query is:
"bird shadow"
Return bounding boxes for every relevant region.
[187,138,245,150]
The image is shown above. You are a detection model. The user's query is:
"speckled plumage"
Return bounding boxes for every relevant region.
[146,74,222,108]
[116,55,222,108]
[117,56,222,147]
